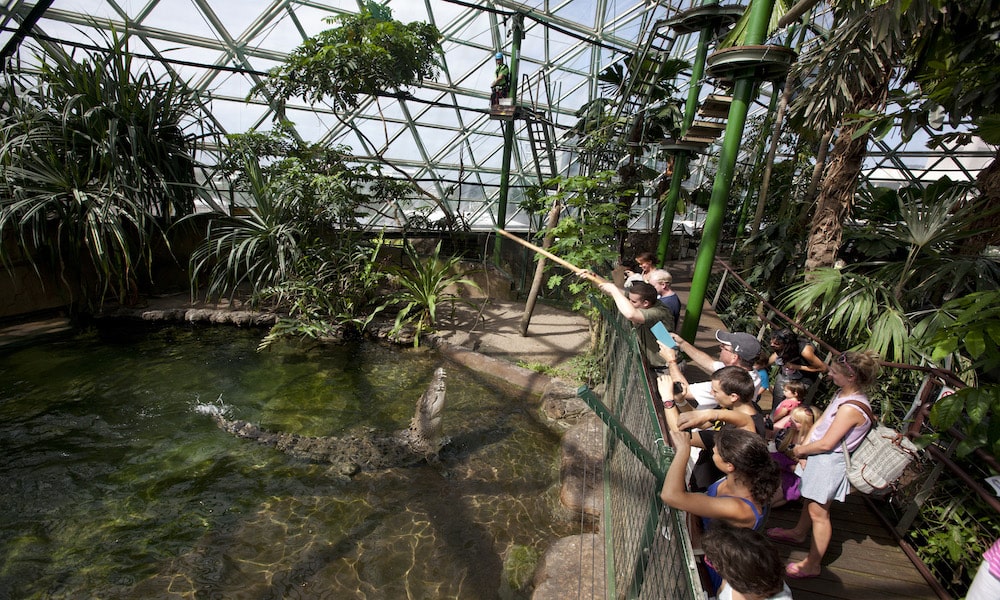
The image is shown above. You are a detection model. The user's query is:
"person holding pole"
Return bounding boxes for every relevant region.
[493,229,674,373]
[594,280,675,373]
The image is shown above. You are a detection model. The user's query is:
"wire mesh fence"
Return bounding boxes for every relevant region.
[577,297,702,600]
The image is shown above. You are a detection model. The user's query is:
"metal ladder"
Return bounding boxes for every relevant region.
[520,71,559,187]
[582,18,678,174]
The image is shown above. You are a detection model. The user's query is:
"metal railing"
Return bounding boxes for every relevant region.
[578,297,702,600]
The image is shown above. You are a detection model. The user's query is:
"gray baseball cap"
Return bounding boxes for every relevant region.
[715,330,761,362]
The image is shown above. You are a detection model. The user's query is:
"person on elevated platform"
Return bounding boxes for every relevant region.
[671,330,763,409]
[768,328,827,405]
[769,379,810,431]
[595,280,675,374]
[490,52,509,106]
[634,251,656,282]
[660,427,780,596]
[702,525,793,600]
[667,364,768,493]
[621,259,645,290]
[649,268,681,329]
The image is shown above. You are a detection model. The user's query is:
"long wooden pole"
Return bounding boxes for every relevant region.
[495,228,607,285]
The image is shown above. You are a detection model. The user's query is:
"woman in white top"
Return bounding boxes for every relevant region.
[765,350,881,580]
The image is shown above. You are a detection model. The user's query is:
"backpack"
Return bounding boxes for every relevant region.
[839,400,920,496]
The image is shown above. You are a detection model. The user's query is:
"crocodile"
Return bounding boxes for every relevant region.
[200,367,448,476]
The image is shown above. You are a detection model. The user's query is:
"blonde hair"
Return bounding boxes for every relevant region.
[650,268,672,285]
[837,349,881,389]
[778,405,820,454]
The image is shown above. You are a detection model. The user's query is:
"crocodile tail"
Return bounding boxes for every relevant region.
[213,414,283,446]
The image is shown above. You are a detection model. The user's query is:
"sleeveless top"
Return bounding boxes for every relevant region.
[810,392,872,453]
[701,477,766,532]
[690,412,767,491]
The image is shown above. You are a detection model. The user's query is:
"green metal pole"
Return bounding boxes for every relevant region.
[656,151,690,262]
[494,14,524,266]
[655,12,713,266]
[680,0,777,341]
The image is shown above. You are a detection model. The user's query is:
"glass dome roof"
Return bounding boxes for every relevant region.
[1,0,991,231]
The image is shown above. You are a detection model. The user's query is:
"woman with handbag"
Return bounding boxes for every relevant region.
[765,350,881,579]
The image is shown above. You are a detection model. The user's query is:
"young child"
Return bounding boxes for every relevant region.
[770,405,821,507]
[753,354,770,393]
[702,525,793,600]
[769,379,809,430]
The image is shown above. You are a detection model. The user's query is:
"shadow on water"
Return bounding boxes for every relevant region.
[0,323,573,598]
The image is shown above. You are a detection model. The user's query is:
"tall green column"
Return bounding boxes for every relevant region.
[494,14,524,266]
[656,151,690,262]
[656,12,713,266]
[680,0,777,341]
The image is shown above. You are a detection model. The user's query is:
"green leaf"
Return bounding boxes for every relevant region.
[929,390,965,429]
[965,328,986,359]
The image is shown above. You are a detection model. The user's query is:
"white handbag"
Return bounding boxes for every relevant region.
[840,400,920,496]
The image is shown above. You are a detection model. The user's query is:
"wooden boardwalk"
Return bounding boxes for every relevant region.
[669,259,943,600]
[766,497,939,599]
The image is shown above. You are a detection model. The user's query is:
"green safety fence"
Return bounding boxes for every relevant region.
[577,297,703,600]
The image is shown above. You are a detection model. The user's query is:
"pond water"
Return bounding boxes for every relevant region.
[0,324,573,599]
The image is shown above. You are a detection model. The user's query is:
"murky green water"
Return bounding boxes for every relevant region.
[0,324,571,599]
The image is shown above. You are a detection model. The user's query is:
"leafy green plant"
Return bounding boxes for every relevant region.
[191,140,396,348]
[0,34,209,311]
[190,159,305,301]
[925,290,1000,457]
[911,497,995,592]
[252,0,441,109]
[386,240,481,346]
[779,181,1000,363]
[257,237,388,350]
[537,171,631,314]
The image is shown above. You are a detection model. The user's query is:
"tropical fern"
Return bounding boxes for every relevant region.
[386,241,481,346]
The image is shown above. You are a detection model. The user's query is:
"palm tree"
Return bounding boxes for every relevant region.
[781,179,1000,362]
[786,0,934,271]
[901,0,1000,255]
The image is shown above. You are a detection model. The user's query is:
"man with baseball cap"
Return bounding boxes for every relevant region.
[670,329,763,409]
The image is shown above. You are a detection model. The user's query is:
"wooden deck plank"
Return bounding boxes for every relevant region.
[765,497,938,600]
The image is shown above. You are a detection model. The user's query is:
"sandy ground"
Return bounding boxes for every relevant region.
[433,298,592,371]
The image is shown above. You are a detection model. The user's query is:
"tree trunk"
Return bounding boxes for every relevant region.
[752,75,795,236]
[804,123,870,271]
[958,150,1000,255]
[519,199,562,336]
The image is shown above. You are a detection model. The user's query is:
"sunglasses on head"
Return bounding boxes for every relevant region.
[837,353,855,377]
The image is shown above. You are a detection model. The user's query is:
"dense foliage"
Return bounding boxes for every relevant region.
[190,128,411,339]
[253,0,442,109]
[0,37,208,310]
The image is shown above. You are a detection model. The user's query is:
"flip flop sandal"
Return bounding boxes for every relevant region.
[766,527,804,544]
[785,562,820,579]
